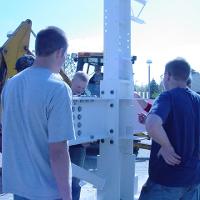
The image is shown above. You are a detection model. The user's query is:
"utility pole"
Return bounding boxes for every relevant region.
[146,59,152,98]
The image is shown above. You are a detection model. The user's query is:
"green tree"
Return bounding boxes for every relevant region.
[150,79,160,99]
[63,53,78,80]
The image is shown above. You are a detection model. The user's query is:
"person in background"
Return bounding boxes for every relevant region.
[139,58,200,200]
[2,26,75,200]
[88,65,103,97]
[15,54,35,73]
[70,71,89,200]
[71,71,89,96]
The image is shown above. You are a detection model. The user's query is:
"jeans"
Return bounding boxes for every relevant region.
[69,145,86,200]
[139,178,200,200]
[13,195,61,200]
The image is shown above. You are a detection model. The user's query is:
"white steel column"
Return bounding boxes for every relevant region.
[97,0,135,199]
[70,1,147,199]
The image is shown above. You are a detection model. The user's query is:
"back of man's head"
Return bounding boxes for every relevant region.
[165,58,191,82]
[35,26,68,57]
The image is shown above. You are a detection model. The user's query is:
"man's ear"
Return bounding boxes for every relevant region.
[167,73,172,81]
[165,72,171,81]
[55,48,63,58]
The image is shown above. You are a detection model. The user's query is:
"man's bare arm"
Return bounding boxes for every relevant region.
[146,114,171,146]
[49,141,72,200]
[146,114,181,165]
[134,92,148,110]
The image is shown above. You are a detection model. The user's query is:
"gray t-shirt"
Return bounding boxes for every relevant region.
[1,66,75,199]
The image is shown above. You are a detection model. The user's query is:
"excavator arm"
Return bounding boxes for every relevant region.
[0,19,32,92]
[0,19,72,93]
[0,19,32,78]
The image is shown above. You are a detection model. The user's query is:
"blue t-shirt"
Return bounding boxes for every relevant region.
[149,88,200,187]
[1,66,75,199]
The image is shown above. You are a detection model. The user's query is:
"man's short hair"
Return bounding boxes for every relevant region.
[35,26,68,57]
[165,58,191,81]
[73,71,89,82]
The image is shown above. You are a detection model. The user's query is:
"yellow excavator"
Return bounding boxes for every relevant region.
[0,19,32,93]
[0,19,71,94]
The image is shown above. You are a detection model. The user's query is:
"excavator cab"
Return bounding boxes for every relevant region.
[76,52,103,72]
[72,52,104,96]
[74,52,137,96]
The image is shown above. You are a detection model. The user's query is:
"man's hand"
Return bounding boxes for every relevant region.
[157,145,181,166]
[134,92,149,110]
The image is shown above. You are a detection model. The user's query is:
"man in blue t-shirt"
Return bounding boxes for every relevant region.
[139,58,200,200]
[2,27,75,200]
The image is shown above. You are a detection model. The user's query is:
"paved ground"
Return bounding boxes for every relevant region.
[0,149,150,200]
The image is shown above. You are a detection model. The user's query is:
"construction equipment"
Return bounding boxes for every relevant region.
[0,19,32,93]
[76,52,103,73]
[70,52,137,96]
[75,52,137,73]
[0,19,72,91]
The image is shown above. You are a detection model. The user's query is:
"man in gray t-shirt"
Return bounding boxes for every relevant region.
[1,27,75,200]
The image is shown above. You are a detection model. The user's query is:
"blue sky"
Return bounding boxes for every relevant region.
[1,0,199,84]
